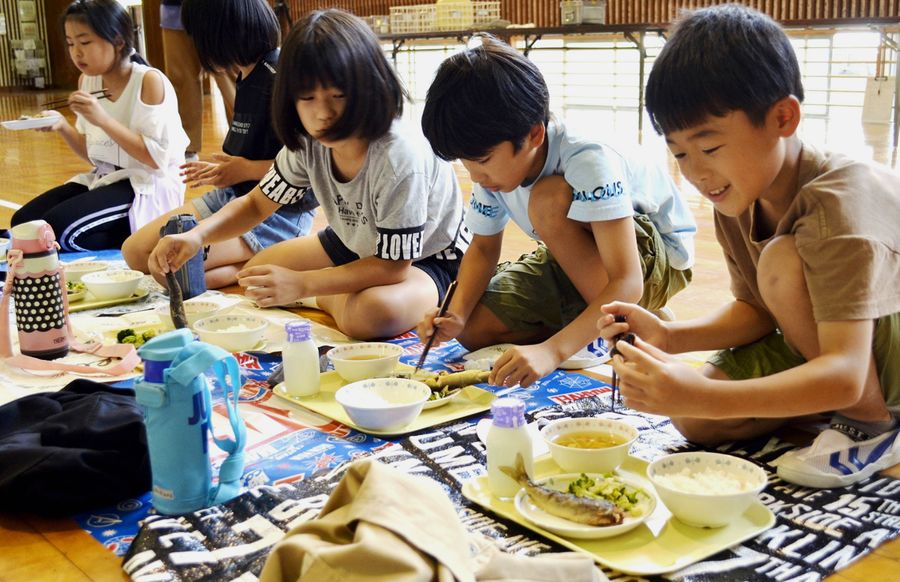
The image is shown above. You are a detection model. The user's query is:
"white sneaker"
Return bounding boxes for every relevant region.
[559,337,610,369]
[772,427,900,488]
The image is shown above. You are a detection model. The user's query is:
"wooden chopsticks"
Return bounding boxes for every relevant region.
[41,89,110,110]
[414,279,458,374]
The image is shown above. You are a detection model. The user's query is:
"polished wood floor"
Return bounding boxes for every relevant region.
[1,89,898,581]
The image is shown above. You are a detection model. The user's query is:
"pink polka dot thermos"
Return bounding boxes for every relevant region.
[8,220,69,360]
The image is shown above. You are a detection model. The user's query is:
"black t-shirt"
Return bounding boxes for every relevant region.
[224,49,283,196]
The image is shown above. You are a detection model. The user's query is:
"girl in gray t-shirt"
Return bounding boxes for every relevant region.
[148,9,467,340]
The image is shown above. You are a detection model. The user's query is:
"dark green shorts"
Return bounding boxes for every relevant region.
[480,214,692,334]
[708,312,900,411]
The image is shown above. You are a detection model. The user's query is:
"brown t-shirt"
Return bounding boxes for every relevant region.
[715,144,900,322]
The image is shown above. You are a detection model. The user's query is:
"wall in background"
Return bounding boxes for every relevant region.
[284,0,900,28]
[0,0,50,89]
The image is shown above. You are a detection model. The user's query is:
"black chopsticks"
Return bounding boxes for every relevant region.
[414,280,458,374]
[609,314,630,412]
[41,89,110,110]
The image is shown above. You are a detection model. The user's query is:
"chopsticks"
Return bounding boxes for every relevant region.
[414,280,458,374]
[609,315,630,412]
[41,89,110,110]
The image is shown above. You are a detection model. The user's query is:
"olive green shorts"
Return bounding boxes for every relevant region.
[480,213,692,334]
[708,311,900,411]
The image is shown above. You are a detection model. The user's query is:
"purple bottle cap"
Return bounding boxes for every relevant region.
[285,320,312,343]
[491,397,526,429]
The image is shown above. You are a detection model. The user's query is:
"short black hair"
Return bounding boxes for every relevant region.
[181,0,279,72]
[272,9,408,150]
[422,34,549,161]
[645,3,804,134]
[63,0,142,63]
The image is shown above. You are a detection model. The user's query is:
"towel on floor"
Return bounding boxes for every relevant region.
[260,458,606,582]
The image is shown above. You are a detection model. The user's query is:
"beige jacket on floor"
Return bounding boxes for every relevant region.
[260,458,606,582]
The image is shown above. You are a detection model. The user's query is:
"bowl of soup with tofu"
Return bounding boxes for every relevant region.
[541,417,639,473]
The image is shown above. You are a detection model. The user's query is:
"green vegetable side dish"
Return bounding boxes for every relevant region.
[427,386,461,401]
[567,474,651,517]
[116,328,158,347]
[66,281,86,293]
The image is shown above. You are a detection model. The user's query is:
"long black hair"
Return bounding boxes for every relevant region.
[62,0,147,65]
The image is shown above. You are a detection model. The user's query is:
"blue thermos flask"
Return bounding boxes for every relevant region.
[134,328,246,514]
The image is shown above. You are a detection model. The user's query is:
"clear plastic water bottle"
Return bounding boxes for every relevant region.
[283,320,320,397]
[487,397,534,499]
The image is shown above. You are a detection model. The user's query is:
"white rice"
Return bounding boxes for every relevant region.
[220,324,256,333]
[654,467,754,494]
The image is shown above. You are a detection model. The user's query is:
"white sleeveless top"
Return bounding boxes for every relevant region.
[70,63,189,232]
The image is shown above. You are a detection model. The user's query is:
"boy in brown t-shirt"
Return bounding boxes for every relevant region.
[597,4,900,488]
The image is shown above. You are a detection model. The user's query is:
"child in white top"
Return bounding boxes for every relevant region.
[12,0,188,251]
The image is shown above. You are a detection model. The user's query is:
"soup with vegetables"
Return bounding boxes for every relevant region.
[553,431,627,449]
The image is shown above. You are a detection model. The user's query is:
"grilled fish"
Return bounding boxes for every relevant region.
[500,454,624,526]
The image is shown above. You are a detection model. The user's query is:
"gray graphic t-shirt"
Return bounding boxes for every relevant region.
[259,121,467,263]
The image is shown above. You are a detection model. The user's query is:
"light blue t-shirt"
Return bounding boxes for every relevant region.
[464,116,696,270]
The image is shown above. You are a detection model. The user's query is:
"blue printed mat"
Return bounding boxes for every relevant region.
[68,332,899,582]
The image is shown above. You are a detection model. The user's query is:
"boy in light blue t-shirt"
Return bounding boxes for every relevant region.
[416,35,696,388]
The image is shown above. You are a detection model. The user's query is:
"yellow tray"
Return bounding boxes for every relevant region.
[69,287,150,313]
[272,367,495,437]
[461,455,775,576]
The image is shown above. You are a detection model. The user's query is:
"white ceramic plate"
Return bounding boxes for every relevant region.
[2,111,62,130]
[513,473,656,540]
[421,388,461,409]
[67,289,87,303]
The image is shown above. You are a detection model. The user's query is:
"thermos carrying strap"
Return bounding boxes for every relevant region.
[0,250,140,376]
[169,343,247,506]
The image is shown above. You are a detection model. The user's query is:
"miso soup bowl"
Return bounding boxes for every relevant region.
[327,342,404,382]
[541,417,639,474]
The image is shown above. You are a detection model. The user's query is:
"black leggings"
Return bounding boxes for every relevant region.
[11,181,135,251]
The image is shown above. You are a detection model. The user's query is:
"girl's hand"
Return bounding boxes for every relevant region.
[148,232,203,279]
[237,264,305,307]
[611,337,706,416]
[180,154,245,188]
[598,301,670,352]
[67,90,109,127]
[416,308,466,347]
[490,344,557,388]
